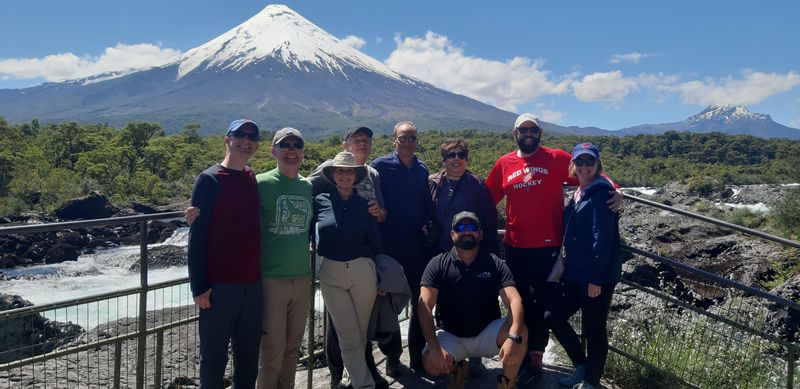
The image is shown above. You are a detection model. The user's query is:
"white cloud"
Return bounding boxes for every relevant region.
[340,35,366,50]
[375,36,384,44]
[539,110,566,123]
[384,31,571,111]
[609,52,655,64]
[0,43,181,82]
[674,70,800,106]
[572,71,639,105]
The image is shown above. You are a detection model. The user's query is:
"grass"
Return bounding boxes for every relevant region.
[602,289,794,388]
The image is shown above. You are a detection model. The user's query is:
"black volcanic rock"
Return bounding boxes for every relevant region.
[54,192,119,220]
[0,294,84,364]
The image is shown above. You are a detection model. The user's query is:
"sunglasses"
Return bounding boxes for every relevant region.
[277,140,305,150]
[445,151,468,160]
[397,135,418,143]
[573,158,596,167]
[230,130,260,141]
[517,126,541,135]
[454,223,479,233]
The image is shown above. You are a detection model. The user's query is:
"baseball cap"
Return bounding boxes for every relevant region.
[451,211,481,230]
[514,113,540,129]
[226,119,261,140]
[344,126,373,141]
[572,142,600,160]
[272,127,305,145]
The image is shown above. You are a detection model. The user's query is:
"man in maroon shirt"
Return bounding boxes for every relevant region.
[187,119,263,389]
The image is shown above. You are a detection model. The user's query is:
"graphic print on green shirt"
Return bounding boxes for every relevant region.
[257,168,313,279]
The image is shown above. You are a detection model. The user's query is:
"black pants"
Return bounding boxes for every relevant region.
[198,282,262,389]
[504,245,559,353]
[547,280,615,386]
[325,313,402,379]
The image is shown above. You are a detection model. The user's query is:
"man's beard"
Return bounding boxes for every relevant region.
[454,236,478,250]
[516,136,540,154]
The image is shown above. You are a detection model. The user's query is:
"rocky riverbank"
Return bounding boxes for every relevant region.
[0,192,187,271]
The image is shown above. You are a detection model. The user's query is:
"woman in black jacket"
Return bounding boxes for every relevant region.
[426,139,498,256]
[547,143,621,389]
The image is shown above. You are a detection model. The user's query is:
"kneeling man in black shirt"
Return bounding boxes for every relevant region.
[419,211,527,388]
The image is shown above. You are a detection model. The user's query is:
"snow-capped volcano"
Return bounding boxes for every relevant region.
[0,4,515,136]
[175,5,404,82]
[688,105,769,124]
[618,105,800,139]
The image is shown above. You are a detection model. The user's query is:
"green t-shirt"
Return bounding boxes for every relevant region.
[257,168,313,279]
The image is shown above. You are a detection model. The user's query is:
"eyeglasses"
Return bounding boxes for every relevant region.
[573,158,596,167]
[347,138,373,145]
[230,130,260,141]
[396,135,418,143]
[516,126,541,135]
[453,223,479,233]
[445,151,468,160]
[277,140,305,150]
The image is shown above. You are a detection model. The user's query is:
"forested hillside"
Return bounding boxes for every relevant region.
[2,118,799,222]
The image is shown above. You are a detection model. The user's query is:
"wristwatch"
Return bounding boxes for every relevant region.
[507,334,523,344]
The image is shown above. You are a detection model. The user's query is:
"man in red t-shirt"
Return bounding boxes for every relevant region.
[486,113,621,383]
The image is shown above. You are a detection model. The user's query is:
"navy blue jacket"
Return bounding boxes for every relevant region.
[428,170,499,254]
[562,177,621,286]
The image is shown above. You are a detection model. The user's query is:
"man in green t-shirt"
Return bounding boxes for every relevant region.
[255,127,313,389]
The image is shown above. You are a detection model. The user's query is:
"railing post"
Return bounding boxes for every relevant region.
[307,237,318,389]
[113,341,122,389]
[155,330,164,388]
[788,345,796,389]
[136,221,149,389]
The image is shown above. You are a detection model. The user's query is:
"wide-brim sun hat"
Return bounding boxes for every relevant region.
[322,151,368,185]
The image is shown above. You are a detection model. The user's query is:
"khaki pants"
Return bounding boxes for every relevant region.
[320,257,377,389]
[256,276,311,389]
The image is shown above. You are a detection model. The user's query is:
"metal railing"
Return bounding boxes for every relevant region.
[0,192,799,388]
[599,193,800,388]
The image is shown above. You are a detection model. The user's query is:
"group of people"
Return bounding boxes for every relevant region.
[186,114,623,389]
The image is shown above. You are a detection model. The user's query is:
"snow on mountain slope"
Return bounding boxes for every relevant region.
[175,4,406,82]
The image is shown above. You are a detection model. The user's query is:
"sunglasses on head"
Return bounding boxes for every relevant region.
[277,140,304,150]
[230,130,260,141]
[573,157,596,167]
[516,126,541,134]
[445,151,468,160]
[397,135,418,143]
[454,223,479,233]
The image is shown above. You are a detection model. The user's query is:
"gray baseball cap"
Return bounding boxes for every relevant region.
[272,127,304,145]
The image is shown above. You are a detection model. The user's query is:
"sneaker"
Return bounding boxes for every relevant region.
[572,382,596,389]
[330,373,344,389]
[468,357,485,378]
[448,360,469,389]
[373,375,390,389]
[385,358,403,378]
[497,374,516,389]
[559,365,586,387]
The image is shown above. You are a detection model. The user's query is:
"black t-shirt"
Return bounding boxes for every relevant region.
[420,248,515,338]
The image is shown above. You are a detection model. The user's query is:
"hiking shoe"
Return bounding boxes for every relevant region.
[448,360,469,389]
[468,357,485,378]
[497,374,516,389]
[385,357,402,378]
[572,382,596,389]
[559,364,586,387]
[373,375,390,389]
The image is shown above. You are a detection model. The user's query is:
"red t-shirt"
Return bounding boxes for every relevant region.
[486,147,577,249]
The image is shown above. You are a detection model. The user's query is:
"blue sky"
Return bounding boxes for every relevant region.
[2,0,799,130]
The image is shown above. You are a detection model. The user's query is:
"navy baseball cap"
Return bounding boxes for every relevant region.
[227,119,261,141]
[572,142,600,160]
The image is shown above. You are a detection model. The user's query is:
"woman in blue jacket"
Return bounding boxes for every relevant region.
[547,143,621,389]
